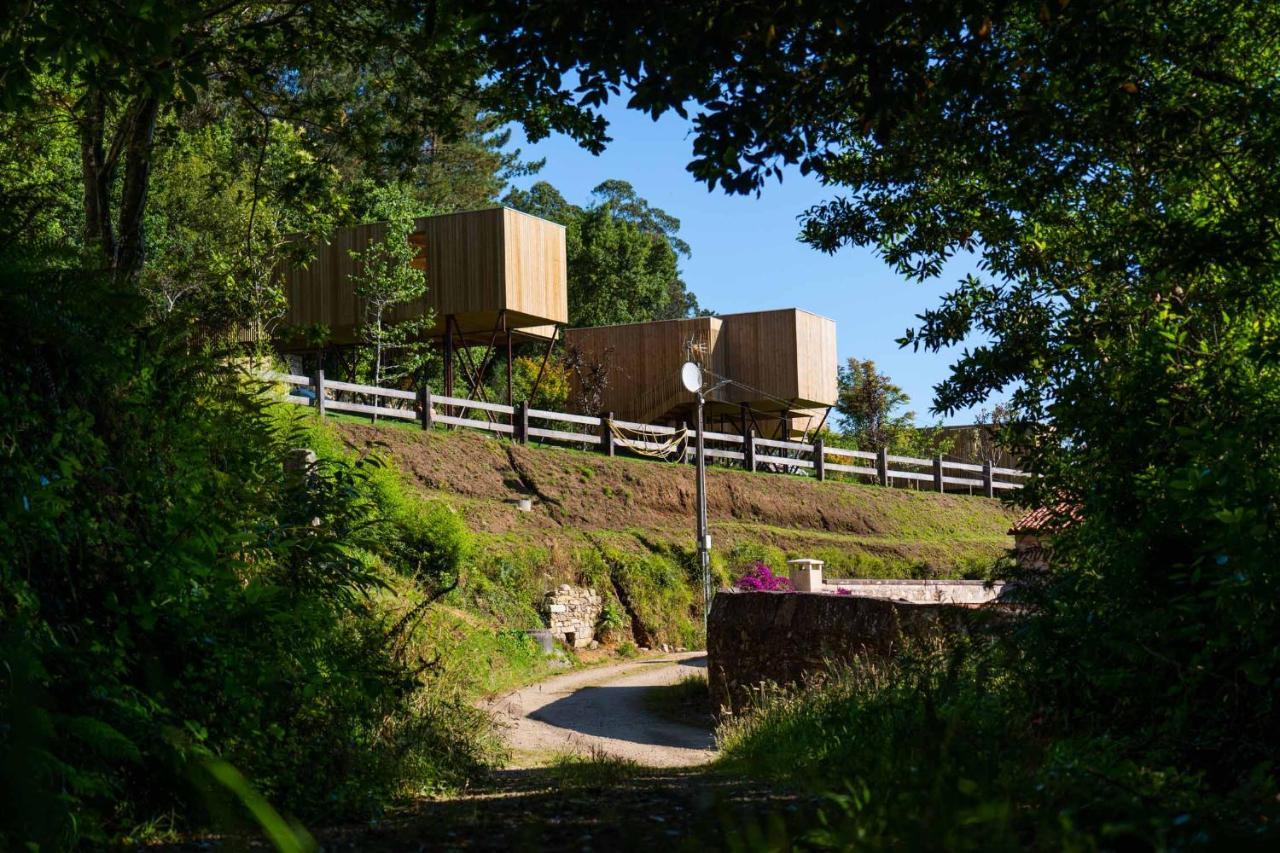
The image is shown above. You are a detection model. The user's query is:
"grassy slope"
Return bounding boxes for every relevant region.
[334,420,1014,568]
[330,420,1017,649]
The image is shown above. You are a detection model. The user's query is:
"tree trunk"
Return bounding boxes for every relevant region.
[373,316,383,423]
[77,89,115,262]
[75,91,160,278]
[114,96,159,278]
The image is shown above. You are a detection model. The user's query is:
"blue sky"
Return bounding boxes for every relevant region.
[504,104,993,425]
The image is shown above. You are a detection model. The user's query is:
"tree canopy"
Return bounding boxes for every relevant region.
[504,179,705,326]
[1,0,602,276]
[479,0,1280,825]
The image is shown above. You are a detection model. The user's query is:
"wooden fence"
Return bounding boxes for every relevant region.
[265,371,1027,495]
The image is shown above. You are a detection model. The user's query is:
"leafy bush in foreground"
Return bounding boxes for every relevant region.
[717,638,1280,849]
[0,258,491,848]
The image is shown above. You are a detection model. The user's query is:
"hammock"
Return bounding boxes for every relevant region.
[607,420,689,461]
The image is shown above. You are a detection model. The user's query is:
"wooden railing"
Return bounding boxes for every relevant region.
[264,371,1027,495]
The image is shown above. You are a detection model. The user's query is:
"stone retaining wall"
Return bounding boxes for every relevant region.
[707,590,1002,713]
[542,584,603,648]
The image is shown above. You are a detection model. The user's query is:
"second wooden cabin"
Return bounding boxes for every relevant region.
[563,309,837,438]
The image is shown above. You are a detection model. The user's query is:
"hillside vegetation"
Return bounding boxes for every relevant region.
[330,418,1016,649]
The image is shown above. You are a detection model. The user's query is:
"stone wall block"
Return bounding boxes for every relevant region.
[540,584,605,648]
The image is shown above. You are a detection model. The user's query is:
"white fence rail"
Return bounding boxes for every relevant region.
[264,371,1027,495]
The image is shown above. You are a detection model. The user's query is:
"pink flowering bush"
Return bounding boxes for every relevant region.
[734,562,791,591]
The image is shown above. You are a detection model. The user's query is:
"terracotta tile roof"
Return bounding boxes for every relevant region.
[1009,503,1081,534]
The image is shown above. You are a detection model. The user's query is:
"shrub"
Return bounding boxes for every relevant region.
[733,562,791,592]
[718,636,1280,848]
[0,258,495,848]
[596,602,626,641]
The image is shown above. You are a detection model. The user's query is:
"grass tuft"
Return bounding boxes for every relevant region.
[546,749,641,789]
[643,673,712,727]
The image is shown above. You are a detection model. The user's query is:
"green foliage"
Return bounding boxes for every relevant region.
[504,180,705,326]
[508,355,571,411]
[1,1,603,276]
[596,602,627,641]
[462,545,550,630]
[721,539,999,582]
[198,760,318,853]
[719,640,1278,849]
[0,255,490,848]
[349,185,432,387]
[718,646,1033,850]
[833,357,945,457]
[642,673,710,727]
[141,115,338,335]
[582,543,702,649]
[834,357,911,449]
[487,4,1280,837]
[0,79,83,245]
[546,749,640,789]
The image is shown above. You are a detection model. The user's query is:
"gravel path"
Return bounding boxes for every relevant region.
[487,651,716,768]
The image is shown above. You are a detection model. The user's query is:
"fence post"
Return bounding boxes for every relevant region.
[682,421,691,464]
[933,456,944,492]
[419,384,432,431]
[745,429,757,472]
[601,412,615,456]
[982,460,995,498]
[514,401,529,444]
[814,436,825,481]
[313,369,326,417]
[876,447,888,486]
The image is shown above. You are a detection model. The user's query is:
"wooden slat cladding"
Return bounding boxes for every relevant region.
[719,309,837,409]
[563,309,836,424]
[279,207,566,346]
[502,208,568,326]
[564,316,726,420]
[793,309,838,405]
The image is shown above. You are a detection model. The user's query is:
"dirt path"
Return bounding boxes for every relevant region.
[486,651,716,768]
[157,654,814,851]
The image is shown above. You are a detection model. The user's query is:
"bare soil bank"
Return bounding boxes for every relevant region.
[336,424,1016,575]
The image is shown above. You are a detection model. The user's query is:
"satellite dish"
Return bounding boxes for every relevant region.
[680,361,703,393]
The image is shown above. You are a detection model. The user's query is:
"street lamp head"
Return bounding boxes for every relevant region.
[680,361,703,394]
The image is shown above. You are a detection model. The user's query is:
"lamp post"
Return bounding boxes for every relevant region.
[681,362,724,635]
[694,388,710,634]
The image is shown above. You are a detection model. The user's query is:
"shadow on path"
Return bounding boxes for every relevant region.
[529,686,715,749]
[309,767,813,852]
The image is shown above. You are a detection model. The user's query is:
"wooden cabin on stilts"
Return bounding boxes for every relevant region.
[563,309,837,440]
[276,207,568,406]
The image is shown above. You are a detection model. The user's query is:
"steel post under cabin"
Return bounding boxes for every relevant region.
[443,322,455,416]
